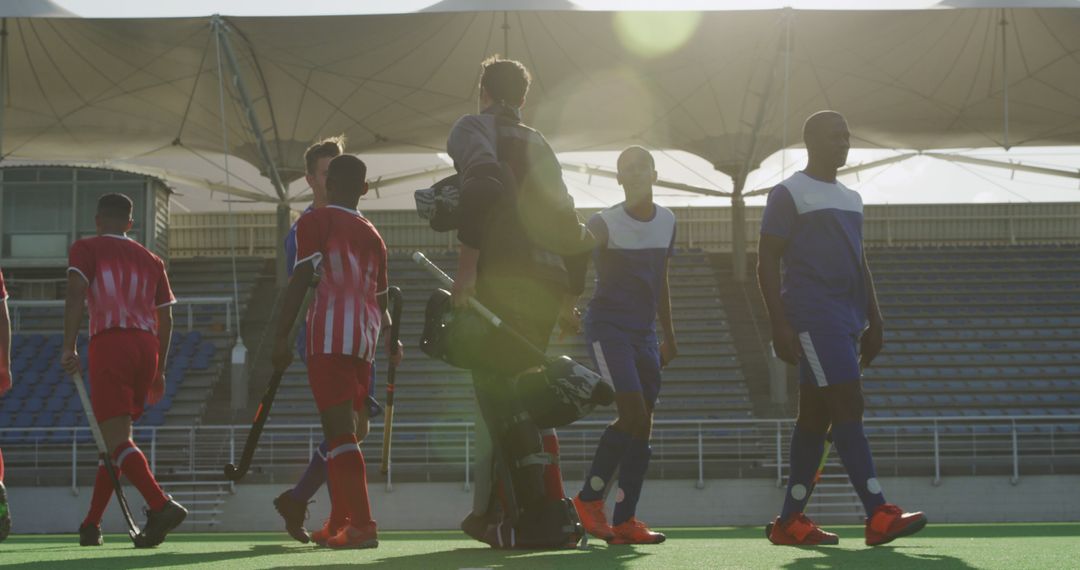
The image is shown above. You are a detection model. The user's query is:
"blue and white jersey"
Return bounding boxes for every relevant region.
[760,171,868,335]
[285,205,316,278]
[585,203,676,337]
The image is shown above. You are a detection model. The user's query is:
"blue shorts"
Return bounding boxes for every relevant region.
[585,322,662,408]
[796,330,861,387]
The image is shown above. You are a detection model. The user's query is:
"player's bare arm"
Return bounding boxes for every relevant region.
[557,294,582,340]
[378,293,404,367]
[658,258,678,367]
[451,244,480,308]
[61,272,89,376]
[149,306,173,406]
[757,233,801,365]
[860,250,885,369]
[272,261,315,373]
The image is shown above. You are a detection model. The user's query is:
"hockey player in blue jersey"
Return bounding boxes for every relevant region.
[572,146,676,545]
[760,110,926,547]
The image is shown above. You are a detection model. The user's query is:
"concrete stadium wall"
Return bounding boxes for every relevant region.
[8,475,1078,534]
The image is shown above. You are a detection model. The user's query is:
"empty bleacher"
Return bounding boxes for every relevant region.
[0,257,266,444]
[862,245,1080,425]
[266,250,754,426]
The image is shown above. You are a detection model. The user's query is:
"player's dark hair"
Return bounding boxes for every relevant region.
[480,56,531,107]
[617,145,655,170]
[304,135,346,175]
[326,154,368,198]
[97,193,133,221]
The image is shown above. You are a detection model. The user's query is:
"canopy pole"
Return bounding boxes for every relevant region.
[731,169,748,282]
[214,15,250,411]
[781,8,792,180]
[1000,10,1010,150]
[502,12,510,57]
[212,15,290,285]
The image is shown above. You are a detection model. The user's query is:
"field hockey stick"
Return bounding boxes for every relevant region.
[411,252,547,363]
[766,426,834,537]
[224,282,314,482]
[70,370,143,545]
[223,368,285,482]
[380,286,404,475]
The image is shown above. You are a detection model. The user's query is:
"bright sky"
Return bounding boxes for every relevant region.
[44,0,1080,211]
[46,0,1080,18]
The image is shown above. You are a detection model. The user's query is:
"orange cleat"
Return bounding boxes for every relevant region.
[311,518,347,546]
[768,513,839,546]
[325,522,379,549]
[572,495,614,541]
[609,518,666,545]
[865,504,927,546]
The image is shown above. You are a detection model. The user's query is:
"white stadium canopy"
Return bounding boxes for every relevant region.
[0,0,1077,277]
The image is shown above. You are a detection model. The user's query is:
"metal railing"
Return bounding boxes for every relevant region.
[7,297,235,333]
[1,415,1077,492]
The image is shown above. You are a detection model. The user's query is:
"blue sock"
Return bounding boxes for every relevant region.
[780,428,827,522]
[579,426,631,501]
[290,440,329,503]
[612,439,651,526]
[832,420,886,516]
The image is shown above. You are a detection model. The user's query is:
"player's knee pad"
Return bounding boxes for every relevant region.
[507,414,553,501]
[540,429,566,501]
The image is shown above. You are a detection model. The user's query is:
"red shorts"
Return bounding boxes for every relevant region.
[88,329,159,423]
[307,354,372,413]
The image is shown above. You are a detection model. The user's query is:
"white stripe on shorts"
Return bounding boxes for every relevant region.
[327,441,359,459]
[592,341,614,384]
[798,332,829,387]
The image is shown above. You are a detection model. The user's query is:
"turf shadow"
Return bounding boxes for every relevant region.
[781,543,979,570]
[263,544,652,570]
[0,542,295,570]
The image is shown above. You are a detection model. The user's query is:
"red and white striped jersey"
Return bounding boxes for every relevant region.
[68,234,176,337]
[295,206,388,361]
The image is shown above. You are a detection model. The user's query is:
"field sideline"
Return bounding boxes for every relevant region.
[1,523,1077,569]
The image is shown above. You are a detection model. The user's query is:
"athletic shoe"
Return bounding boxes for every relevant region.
[768,514,840,546]
[865,503,927,546]
[311,518,347,546]
[136,499,188,548]
[609,518,666,545]
[273,491,311,544]
[79,522,103,546]
[325,522,378,549]
[0,482,11,543]
[572,495,614,541]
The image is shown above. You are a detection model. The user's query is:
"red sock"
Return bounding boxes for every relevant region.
[0,447,5,482]
[541,430,566,500]
[326,434,373,528]
[82,460,115,527]
[114,441,168,511]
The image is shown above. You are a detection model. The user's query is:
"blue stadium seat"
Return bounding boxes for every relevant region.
[13,413,35,428]
[1,398,21,414]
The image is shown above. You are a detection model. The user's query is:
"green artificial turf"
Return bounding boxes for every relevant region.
[0,523,1077,569]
